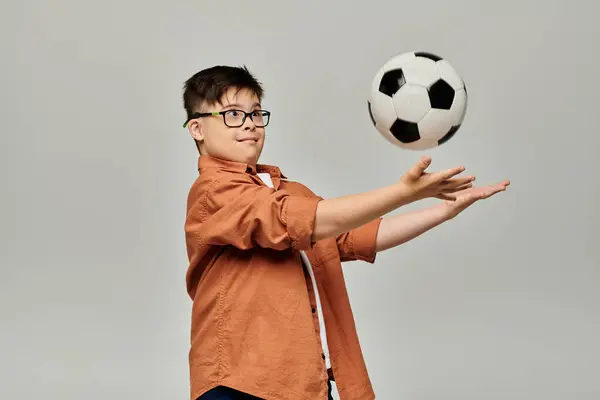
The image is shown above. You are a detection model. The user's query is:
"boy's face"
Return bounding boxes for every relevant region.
[190,87,266,166]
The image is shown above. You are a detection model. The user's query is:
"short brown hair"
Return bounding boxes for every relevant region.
[183,65,264,120]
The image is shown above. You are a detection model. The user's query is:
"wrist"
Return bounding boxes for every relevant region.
[392,181,421,206]
[435,202,454,221]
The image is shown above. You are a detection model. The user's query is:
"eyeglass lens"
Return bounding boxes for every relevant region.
[224,110,269,127]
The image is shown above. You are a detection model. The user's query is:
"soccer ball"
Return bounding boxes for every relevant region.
[367,51,468,150]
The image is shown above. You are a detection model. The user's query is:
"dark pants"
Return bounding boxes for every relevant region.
[197,380,334,400]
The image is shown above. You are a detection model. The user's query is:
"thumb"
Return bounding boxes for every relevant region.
[408,155,431,178]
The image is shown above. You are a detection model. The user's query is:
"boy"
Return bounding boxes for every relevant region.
[182,65,509,400]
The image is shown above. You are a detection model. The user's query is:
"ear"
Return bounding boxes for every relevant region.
[187,119,204,143]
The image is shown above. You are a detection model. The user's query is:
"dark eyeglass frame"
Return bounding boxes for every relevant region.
[183,109,271,128]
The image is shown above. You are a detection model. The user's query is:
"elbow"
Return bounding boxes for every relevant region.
[312,210,344,243]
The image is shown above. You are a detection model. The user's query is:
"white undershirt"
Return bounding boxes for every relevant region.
[257,173,331,370]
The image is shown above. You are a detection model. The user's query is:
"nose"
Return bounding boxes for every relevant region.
[242,114,256,130]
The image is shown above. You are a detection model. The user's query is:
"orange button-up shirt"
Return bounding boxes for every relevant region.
[185,155,382,400]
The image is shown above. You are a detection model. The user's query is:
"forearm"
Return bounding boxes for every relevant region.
[375,203,450,252]
[312,182,416,242]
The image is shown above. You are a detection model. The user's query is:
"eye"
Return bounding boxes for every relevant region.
[227,110,240,117]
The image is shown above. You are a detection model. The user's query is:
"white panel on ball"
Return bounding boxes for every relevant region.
[370,67,386,96]
[437,60,465,90]
[449,88,468,126]
[368,91,403,146]
[400,57,440,87]
[368,90,396,130]
[417,109,455,140]
[391,84,431,122]
[382,52,416,72]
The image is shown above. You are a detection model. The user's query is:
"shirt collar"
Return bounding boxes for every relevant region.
[197,155,287,179]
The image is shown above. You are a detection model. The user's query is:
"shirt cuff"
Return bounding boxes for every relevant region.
[282,196,322,250]
[349,217,382,263]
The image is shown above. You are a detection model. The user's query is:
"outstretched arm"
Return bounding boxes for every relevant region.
[375,203,449,252]
[375,179,510,252]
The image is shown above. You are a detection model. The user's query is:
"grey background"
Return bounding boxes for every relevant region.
[1,0,598,399]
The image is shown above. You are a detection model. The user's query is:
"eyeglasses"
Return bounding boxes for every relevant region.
[183,109,271,128]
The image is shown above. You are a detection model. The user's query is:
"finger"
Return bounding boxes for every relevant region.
[488,180,510,190]
[408,155,432,178]
[481,187,506,199]
[432,165,466,182]
[491,180,510,191]
[440,176,475,188]
[476,182,509,199]
[442,182,473,193]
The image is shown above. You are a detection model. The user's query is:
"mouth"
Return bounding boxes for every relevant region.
[237,137,258,143]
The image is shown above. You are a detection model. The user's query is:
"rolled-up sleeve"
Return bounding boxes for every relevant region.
[190,174,321,251]
[336,217,382,263]
[281,195,322,250]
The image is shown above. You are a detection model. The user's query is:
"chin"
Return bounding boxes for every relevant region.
[232,151,260,165]
[238,145,263,162]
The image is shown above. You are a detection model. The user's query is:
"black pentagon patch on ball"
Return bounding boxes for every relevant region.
[379,69,406,97]
[390,118,420,143]
[438,125,460,145]
[367,101,376,126]
[428,79,455,110]
[414,51,443,61]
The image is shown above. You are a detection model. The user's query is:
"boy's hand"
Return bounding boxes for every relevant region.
[442,180,511,219]
[399,155,475,201]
